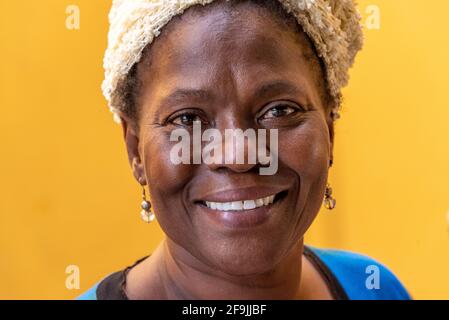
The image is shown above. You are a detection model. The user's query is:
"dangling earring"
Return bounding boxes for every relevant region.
[324,183,336,210]
[140,186,155,223]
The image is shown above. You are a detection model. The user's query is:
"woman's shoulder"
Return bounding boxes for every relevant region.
[306,245,412,300]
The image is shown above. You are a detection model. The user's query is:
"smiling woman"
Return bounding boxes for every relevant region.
[77,0,411,300]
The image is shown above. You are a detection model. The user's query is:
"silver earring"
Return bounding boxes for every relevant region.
[324,183,336,210]
[140,187,155,223]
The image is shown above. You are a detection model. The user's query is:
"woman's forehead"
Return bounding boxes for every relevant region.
[156,4,310,62]
[139,5,317,96]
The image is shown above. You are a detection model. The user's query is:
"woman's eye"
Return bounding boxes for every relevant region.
[261,105,297,119]
[171,113,203,126]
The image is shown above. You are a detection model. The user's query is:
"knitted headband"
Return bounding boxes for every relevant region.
[102,0,364,123]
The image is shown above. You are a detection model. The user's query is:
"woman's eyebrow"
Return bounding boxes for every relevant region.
[159,88,214,108]
[157,80,304,110]
[254,80,305,100]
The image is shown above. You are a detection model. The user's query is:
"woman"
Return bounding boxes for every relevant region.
[79,0,411,300]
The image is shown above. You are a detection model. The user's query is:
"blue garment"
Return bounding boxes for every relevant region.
[307,246,411,299]
[77,282,99,300]
[77,246,411,300]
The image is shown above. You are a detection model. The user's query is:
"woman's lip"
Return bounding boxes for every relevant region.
[195,186,286,203]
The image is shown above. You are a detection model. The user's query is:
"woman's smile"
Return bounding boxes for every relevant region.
[193,186,290,228]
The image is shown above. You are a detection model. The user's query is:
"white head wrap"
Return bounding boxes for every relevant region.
[102,0,364,123]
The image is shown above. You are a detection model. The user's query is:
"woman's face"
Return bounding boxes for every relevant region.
[124,2,334,275]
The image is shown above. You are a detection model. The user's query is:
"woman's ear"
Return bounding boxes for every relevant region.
[120,115,146,185]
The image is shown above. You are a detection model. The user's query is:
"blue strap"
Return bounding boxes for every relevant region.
[307,246,412,300]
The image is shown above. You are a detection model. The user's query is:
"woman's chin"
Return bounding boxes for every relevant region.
[200,238,290,277]
[214,256,282,277]
[190,206,299,276]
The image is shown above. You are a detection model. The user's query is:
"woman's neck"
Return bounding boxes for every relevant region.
[127,237,312,300]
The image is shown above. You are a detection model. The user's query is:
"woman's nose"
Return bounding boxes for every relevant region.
[204,125,262,173]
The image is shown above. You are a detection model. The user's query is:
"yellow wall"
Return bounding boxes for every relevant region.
[0,0,448,299]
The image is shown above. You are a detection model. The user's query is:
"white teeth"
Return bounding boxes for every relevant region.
[262,197,269,206]
[204,194,278,211]
[231,201,243,210]
[243,200,256,210]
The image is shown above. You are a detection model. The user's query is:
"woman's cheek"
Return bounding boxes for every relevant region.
[278,120,330,235]
[279,123,330,180]
[143,131,195,193]
[142,132,196,241]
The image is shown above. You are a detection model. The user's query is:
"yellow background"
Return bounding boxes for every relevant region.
[0,0,448,299]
